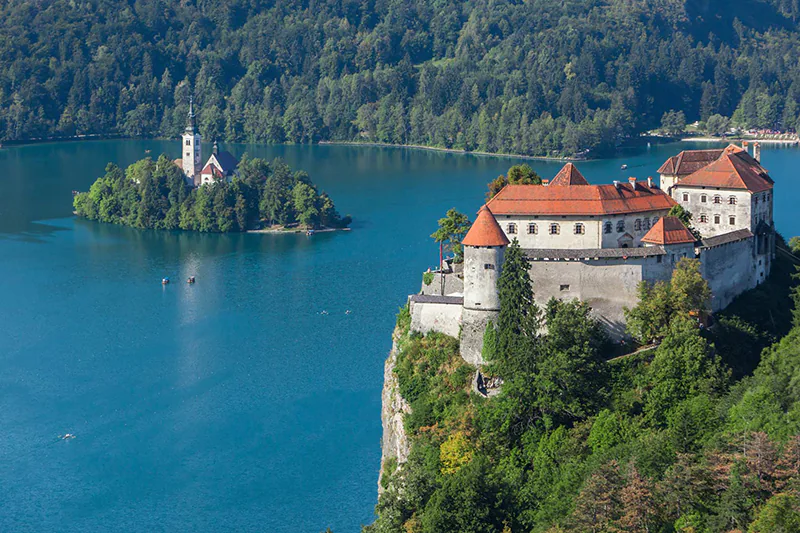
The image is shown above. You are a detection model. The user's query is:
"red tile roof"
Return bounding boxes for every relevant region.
[657,148,725,177]
[641,216,696,245]
[462,206,510,247]
[485,181,676,216]
[549,163,589,186]
[677,144,773,192]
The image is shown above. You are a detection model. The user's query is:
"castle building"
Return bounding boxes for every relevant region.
[173,100,240,187]
[409,143,776,364]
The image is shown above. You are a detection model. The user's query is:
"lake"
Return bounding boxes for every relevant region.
[0,139,797,532]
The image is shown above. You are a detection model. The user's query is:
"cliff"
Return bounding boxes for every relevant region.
[378,334,411,493]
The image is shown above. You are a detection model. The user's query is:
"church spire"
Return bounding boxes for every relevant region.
[186,96,196,133]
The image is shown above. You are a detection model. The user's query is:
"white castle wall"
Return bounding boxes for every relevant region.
[409,299,463,338]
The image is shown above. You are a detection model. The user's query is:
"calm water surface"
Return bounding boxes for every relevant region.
[0,140,797,532]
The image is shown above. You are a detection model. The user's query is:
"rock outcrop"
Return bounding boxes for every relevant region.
[378,335,411,493]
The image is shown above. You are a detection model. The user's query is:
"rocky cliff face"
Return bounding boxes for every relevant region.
[378,336,411,493]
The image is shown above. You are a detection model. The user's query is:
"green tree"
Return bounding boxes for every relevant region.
[661,110,687,137]
[293,181,320,228]
[705,114,730,136]
[431,209,471,263]
[750,493,800,533]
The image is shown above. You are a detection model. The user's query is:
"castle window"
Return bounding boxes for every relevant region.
[657,255,662,263]
[507,223,517,234]
[185,140,190,146]
[713,195,722,204]
[653,216,659,225]
[755,196,759,206]
[616,220,625,233]
[701,194,707,203]
[604,221,612,234]
[644,218,651,230]
[729,216,736,225]
[699,214,708,223]
[574,223,585,235]
[560,284,570,291]
[484,264,495,270]
[634,219,642,231]
[186,152,191,157]
[729,196,737,205]
[682,193,689,202]
[714,214,720,224]
[550,223,560,235]
[527,223,537,235]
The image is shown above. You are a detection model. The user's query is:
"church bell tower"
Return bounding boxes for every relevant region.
[181,97,202,185]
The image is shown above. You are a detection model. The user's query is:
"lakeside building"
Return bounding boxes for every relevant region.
[173,99,239,187]
[409,143,776,365]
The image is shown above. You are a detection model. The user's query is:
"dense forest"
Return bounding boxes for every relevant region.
[4,0,800,156]
[73,155,350,232]
[367,239,800,532]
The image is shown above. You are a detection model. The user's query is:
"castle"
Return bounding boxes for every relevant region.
[409,143,775,365]
[173,99,239,187]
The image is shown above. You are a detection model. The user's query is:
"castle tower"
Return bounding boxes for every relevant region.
[460,206,510,365]
[182,97,202,185]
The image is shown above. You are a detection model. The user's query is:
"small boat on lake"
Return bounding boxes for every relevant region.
[620,164,628,170]
[306,229,315,236]
[187,276,196,284]
[162,277,170,285]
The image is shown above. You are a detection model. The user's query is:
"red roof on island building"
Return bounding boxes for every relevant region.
[677,144,773,193]
[641,216,696,245]
[487,165,676,216]
[462,206,511,247]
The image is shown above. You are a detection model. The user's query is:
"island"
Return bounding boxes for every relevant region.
[369,148,800,532]
[74,104,350,233]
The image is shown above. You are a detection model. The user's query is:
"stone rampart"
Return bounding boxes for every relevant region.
[700,232,757,310]
[409,295,463,338]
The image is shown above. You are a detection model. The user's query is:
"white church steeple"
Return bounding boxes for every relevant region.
[181,97,202,185]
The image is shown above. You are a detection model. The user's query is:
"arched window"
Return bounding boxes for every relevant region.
[527,223,537,234]
[616,220,625,233]
[701,194,708,203]
[550,223,560,235]
[574,223,585,235]
[644,218,651,230]
[507,223,517,234]
[729,196,737,205]
[699,214,708,223]
[713,195,722,204]
[634,219,642,231]
[604,221,613,234]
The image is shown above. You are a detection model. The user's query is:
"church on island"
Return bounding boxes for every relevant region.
[173,100,239,187]
[409,143,775,365]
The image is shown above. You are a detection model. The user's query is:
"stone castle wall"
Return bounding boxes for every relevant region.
[700,236,758,311]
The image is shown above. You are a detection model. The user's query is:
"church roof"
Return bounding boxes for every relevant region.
[677,144,773,193]
[462,206,510,247]
[657,148,725,177]
[213,151,239,173]
[173,158,183,168]
[549,163,589,186]
[486,181,676,216]
[641,216,696,245]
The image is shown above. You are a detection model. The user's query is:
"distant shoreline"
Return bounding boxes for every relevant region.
[247,226,351,234]
[318,140,583,162]
[680,136,800,145]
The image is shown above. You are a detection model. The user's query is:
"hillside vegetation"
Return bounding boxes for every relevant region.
[3,0,800,155]
[368,242,800,532]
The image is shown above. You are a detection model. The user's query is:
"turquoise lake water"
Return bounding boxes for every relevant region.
[0,140,797,532]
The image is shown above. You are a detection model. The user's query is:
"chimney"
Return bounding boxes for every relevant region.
[613,180,620,189]
[753,141,761,163]
[647,176,653,188]
[628,177,637,189]
[542,179,550,186]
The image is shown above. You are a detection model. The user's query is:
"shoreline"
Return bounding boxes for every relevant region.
[318,140,585,162]
[246,226,351,234]
[680,136,799,145]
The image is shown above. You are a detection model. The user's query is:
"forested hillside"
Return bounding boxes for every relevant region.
[3,0,800,155]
